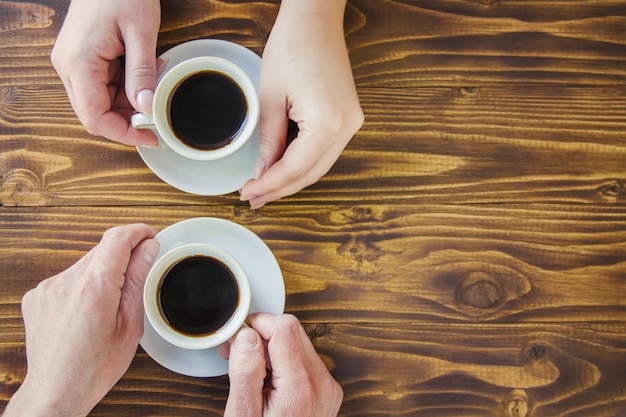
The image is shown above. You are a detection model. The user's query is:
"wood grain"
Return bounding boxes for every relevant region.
[1,85,625,207]
[347,0,626,87]
[2,0,626,86]
[1,1,624,206]
[1,0,625,416]
[0,1,55,33]
[3,322,626,417]
[329,323,626,417]
[0,205,624,323]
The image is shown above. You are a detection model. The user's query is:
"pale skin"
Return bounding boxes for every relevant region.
[50,0,161,147]
[2,224,342,417]
[221,314,344,417]
[239,0,364,209]
[50,0,363,208]
[2,224,160,417]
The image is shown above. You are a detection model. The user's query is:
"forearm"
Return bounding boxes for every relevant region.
[3,380,88,417]
[4,389,58,417]
[275,0,348,42]
[279,0,347,19]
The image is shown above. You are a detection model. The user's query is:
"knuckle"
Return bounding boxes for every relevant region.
[350,106,365,134]
[228,355,266,389]
[331,377,344,403]
[314,104,364,140]
[275,313,302,332]
[101,225,130,244]
[50,43,70,71]
[32,275,54,295]
[229,356,264,379]
[81,116,101,136]
[128,65,157,80]
[258,130,276,148]
[50,44,81,79]
[49,47,60,69]
[21,287,36,310]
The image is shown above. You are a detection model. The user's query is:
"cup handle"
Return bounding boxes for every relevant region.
[131,113,156,130]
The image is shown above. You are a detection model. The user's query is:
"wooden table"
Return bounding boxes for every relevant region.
[1,1,626,416]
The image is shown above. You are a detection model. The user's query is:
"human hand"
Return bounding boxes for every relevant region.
[239,0,363,209]
[221,313,343,417]
[51,0,161,146]
[3,224,159,417]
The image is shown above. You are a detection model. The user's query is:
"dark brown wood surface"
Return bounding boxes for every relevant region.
[1,1,625,416]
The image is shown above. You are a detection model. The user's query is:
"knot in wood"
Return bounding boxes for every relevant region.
[528,344,546,361]
[232,206,259,220]
[312,323,332,339]
[0,169,43,206]
[597,180,623,203]
[459,86,481,97]
[1,86,18,105]
[331,206,385,225]
[503,389,529,417]
[456,272,504,313]
[341,236,385,282]
[0,2,55,32]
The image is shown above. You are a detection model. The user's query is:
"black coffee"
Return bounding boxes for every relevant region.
[158,255,239,336]
[168,71,247,150]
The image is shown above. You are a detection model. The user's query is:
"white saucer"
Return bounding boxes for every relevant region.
[139,218,285,377]
[136,40,261,195]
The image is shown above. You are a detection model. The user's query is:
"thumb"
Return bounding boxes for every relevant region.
[256,83,290,179]
[119,238,160,340]
[224,327,266,417]
[123,26,159,115]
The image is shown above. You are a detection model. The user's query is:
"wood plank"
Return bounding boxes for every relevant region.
[0,204,624,323]
[1,0,625,86]
[2,85,625,206]
[326,323,626,417]
[347,0,626,86]
[2,322,625,416]
[1,1,625,417]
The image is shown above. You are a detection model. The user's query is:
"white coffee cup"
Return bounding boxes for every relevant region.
[132,56,259,161]
[144,243,251,350]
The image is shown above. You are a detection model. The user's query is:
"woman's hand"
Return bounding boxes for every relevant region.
[240,0,363,208]
[51,0,161,146]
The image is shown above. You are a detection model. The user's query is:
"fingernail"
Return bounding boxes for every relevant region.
[254,157,267,180]
[136,132,160,148]
[139,142,159,149]
[233,327,259,352]
[137,89,155,116]
[250,201,266,210]
[143,242,160,264]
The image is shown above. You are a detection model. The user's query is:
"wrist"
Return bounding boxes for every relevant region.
[3,380,88,417]
[280,0,347,15]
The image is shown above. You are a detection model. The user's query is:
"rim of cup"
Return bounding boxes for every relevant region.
[153,56,259,161]
[144,243,251,350]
